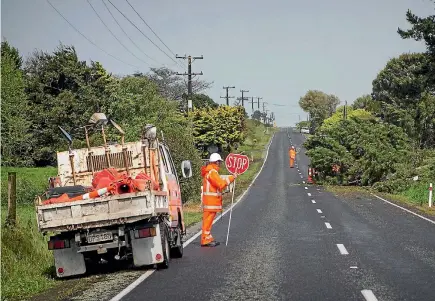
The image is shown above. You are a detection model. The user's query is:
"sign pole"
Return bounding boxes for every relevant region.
[224,153,250,246]
[225,176,236,246]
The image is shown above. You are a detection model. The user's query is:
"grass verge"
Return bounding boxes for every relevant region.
[1,206,55,301]
[325,185,435,217]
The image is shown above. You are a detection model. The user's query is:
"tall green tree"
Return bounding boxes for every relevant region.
[24,44,115,165]
[192,106,246,157]
[352,94,379,111]
[398,4,435,89]
[298,90,340,133]
[371,53,434,147]
[251,110,262,121]
[1,41,33,166]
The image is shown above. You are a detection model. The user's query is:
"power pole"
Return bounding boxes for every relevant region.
[256,97,263,110]
[238,89,249,107]
[262,101,268,113]
[264,109,269,124]
[249,96,257,112]
[343,100,348,120]
[221,86,235,106]
[176,54,203,111]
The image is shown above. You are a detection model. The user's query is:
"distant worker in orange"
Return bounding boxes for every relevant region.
[200,153,237,247]
[289,146,296,168]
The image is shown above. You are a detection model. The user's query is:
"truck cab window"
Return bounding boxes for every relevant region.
[165,146,179,181]
[159,145,170,173]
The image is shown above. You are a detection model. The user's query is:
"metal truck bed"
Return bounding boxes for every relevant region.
[36,190,169,232]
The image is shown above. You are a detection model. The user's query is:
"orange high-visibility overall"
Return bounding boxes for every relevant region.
[200,163,235,246]
[289,149,296,168]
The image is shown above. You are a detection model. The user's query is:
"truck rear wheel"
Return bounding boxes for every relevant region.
[170,228,183,258]
[157,222,170,269]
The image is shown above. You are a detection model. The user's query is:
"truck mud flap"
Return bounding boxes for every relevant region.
[130,225,164,267]
[54,239,86,278]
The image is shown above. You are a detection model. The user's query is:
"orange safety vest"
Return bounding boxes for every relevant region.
[289,149,296,159]
[201,163,235,212]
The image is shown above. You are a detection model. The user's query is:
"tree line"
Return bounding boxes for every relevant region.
[1,41,266,203]
[297,6,435,193]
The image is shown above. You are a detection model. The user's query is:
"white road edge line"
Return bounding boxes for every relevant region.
[372,194,435,225]
[307,193,311,196]
[361,289,378,301]
[325,222,332,229]
[316,209,322,213]
[109,134,276,301]
[336,244,349,255]
[312,200,316,204]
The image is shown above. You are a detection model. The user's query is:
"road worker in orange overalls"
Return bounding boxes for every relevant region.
[289,146,296,168]
[200,153,237,247]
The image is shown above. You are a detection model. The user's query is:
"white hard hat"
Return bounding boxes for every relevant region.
[209,153,223,162]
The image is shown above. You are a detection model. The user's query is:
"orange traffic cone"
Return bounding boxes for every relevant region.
[307,167,314,184]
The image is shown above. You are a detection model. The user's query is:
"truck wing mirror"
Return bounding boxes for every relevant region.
[181,160,192,178]
[58,126,73,145]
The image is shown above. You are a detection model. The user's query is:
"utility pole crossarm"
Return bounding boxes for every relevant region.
[222,86,236,106]
[239,89,249,107]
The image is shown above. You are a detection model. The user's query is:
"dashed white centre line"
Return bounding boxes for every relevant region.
[302,181,306,184]
[311,200,316,204]
[304,187,308,190]
[361,290,378,301]
[316,209,322,213]
[307,193,311,196]
[336,244,349,255]
[300,175,303,178]
[325,222,332,229]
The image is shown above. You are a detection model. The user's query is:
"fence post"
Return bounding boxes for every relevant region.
[429,183,433,208]
[6,172,17,227]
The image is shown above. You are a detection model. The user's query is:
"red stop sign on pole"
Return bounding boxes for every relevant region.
[225,153,250,175]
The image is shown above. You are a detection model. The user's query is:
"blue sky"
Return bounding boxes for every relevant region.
[1,0,432,126]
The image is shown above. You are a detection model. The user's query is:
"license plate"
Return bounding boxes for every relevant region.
[87,232,113,244]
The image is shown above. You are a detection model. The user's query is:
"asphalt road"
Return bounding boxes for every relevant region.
[118,129,435,301]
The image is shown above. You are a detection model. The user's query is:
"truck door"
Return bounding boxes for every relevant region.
[158,145,183,229]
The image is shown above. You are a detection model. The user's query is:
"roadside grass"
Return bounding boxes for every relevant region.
[325,184,435,217]
[1,205,55,301]
[1,167,57,206]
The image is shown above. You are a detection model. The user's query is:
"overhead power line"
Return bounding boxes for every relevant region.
[125,0,177,57]
[101,0,160,66]
[87,0,150,66]
[46,0,140,69]
[107,0,182,69]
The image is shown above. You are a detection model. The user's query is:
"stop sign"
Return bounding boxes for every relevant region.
[225,153,250,175]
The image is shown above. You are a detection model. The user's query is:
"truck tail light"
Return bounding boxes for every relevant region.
[48,239,71,250]
[134,227,156,239]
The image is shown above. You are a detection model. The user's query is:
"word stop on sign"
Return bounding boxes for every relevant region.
[225,153,250,175]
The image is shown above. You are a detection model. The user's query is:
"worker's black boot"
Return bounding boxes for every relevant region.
[201,241,220,247]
